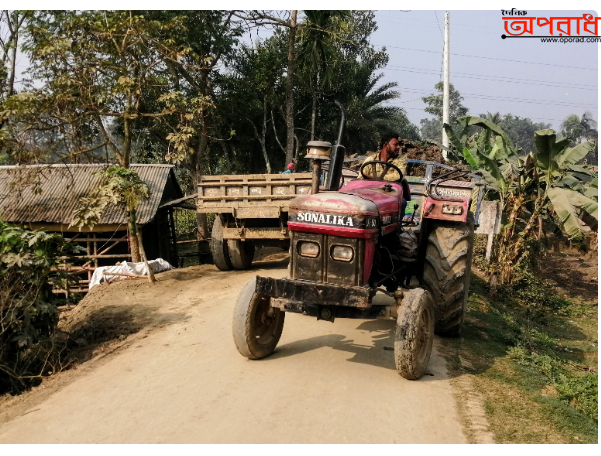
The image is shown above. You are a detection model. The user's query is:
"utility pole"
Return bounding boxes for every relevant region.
[442,11,450,161]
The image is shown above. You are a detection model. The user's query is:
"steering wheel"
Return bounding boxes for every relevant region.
[359,160,404,182]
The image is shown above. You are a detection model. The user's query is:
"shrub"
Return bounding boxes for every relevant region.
[0,221,83,394]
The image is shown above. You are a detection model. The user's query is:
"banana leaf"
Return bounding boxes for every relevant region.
[583,177,598,199]
[558,176,581,188]
[584,187,598,199]
[478,169,500,192]
[567,164,597,176]
[534,130,571,189]
[548,187,598,239]
[493,134,516,160]
[462,147,481,169]
[477,150,507,195]
[443,123,465,155]
[556,140,596,167]
[488,142,499,160]
[459,115,508,138]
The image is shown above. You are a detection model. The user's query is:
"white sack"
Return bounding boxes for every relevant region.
[89,258,174,289]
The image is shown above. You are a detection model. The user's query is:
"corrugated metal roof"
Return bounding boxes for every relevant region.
[0,164,177,225]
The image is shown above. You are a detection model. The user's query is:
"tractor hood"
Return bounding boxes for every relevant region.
[288,191,378,235]
[290,191,378,217]
[288,182,403,237]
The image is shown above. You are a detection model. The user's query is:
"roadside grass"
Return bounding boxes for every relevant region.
[443,269,598,444]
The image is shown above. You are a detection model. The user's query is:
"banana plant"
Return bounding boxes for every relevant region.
[444,116,520,202]
[534,130,597,240]
[444,119,598,284]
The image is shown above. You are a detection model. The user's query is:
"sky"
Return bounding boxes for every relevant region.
[7,4,600,134]
[372,9,598,131]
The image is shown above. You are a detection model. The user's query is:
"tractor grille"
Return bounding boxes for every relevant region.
[289,232,364,286]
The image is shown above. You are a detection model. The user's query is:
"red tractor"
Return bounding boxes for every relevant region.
[232,103,484,379]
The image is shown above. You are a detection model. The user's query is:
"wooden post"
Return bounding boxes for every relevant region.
[475,200,502,263]
[169,208,179,266]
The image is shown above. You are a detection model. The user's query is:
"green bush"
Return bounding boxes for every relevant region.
[508,345,598,422]
[0,221,83,394]
[555,373,598,421]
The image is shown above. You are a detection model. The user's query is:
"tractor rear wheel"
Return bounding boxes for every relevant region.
[394,288,434,380]
[210,216,233,271]
[423,220,474,336]
[228,239,255,270]
[233,277,285,359]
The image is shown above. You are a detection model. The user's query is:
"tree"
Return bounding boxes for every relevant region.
[561,112,598,164]
[0,11,25,107]
[234,10,299,165]
[494,113,551,154]
[15,11,207,167]
[1,11,209,256]
[212,11,409,171]
[219,38,287,173]
[127,11,244,239]
[0,10,26,156]
[420,81,468,143]
[295,11,415,155]
[297,11,349,141]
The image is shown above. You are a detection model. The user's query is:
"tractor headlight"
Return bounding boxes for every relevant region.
[331,245,354,262]
[298,241,320,258]
[442,204,463,215]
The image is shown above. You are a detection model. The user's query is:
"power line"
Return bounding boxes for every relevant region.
[387,87,597,109]
[398,105,564,123]
[385,65,598,91]
[375,44,598,71]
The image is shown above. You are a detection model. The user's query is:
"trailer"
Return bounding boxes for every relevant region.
[198,173,313,270]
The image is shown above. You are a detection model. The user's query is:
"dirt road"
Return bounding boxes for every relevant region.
[0,254,468,443]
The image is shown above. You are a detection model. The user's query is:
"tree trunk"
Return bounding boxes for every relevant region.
[7,26,17,98]
[218,141,233,173]
[262,96,272,173]
[194,118,209,240]
[310,91,316,141]
[285,10,298,165]
[128,208,142,263]
[137,227,156,283]
[248,97,272,173]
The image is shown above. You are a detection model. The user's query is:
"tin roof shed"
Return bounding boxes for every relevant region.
[0,164,183,228]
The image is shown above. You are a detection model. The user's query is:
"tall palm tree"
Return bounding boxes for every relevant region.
[297,11,348,140]
[343,72,401,154]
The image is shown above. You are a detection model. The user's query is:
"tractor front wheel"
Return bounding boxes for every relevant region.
[394,288,435,380]
[423,221,474,336]
[233,277,285,359]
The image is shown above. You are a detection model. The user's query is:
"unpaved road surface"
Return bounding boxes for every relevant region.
[0,254,467,443]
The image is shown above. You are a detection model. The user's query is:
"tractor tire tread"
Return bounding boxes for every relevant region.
[423,221,474,336]
[228,239,255,270]
[232,278,285,360]
[395,288,435,380]
[210,217,233,271]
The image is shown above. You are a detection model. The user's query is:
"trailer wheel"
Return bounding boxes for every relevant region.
[233,277,285,359]
[423,220,474,336]
[228,240,255,270]
[210,216,233,271]
[394,288,434,380]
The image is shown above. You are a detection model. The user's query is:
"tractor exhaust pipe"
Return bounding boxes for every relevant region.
[326,101,346,191]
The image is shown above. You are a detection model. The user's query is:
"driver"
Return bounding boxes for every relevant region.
[360,133,407,181]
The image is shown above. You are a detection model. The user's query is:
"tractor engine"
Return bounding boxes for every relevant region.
[288,179,408,290]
